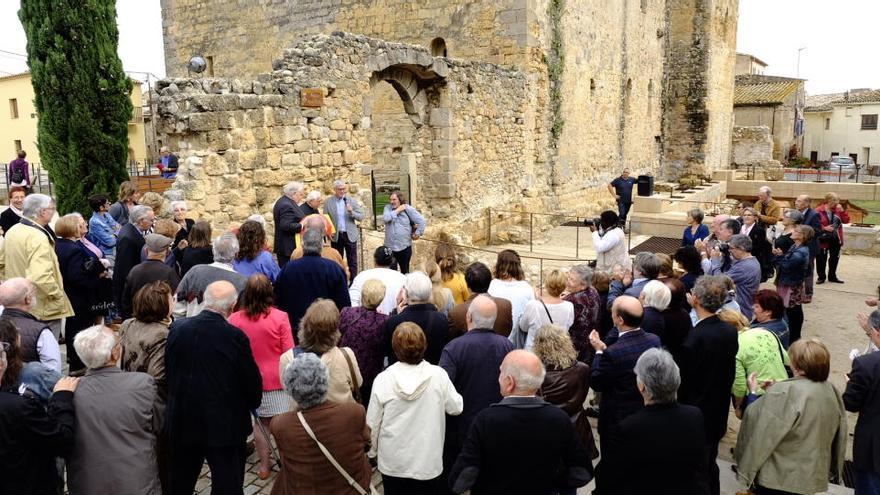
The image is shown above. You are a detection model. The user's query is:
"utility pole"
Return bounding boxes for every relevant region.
[796,47,807,78]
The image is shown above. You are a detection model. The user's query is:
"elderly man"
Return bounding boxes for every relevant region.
[708,234,761,319]
[699,217,741,273]
[324,179,365,280]
[113,204,155,310]
[275,228,351,334]
[754,185,782,229]
[679,275,738,495]
[349,246,406,315]
[166,280,262,495]
[290,215,350,279]
[844,309,880,493]
[607,251,662,310]
[588,295,661,493]
[158,146,179,178]
[273,181,306,268]
[382,271,448,366]
[795,194,822,300]
[0,278,62,373]
[449,349,592,494]
[122,233,180,319]
[605,348,707,494]
[174,232,247,318]
[302,190,322,216]
[0,193,73,339]
[67,325,160,495]
[448,262,514,339]
[440,295,515,490]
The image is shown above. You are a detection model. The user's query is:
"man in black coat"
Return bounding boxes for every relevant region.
[121,234,180,319]
[383,271,448,366]
[449,350,592,494]
[679,275,738,495]
[272,181,306,269]
[844,309,880,492]
[165,280,262,495]
[796,194,822,300]
[606,348,707,495]
[112,205,155,310]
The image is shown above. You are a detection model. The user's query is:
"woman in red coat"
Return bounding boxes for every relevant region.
[815,192,850,284]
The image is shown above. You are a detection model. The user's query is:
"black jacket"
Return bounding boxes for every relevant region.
[112,223,146,308]
[272,195,304,259]
[165,310,262,447]
[679,315,739,443]
[606,402,707,495]
[0,390,76,495]
[122,259,181,319]
[0,207,21,235]
[450,396,592,494]
[180,246,214,277]
[55,238,105,314]
[383,303,448,366]
[844,350,880,473]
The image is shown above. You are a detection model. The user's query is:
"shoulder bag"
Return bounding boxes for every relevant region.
[340,347,362,404]
[539,299,554,324]
[297,411,378,495]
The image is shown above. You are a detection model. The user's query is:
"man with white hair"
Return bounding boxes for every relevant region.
[301,189,322,216]
[324,179,364,280]
[382,271,449,366]
[273,181,306,268]
[754,185,782,229]
[113,204,155,311]
[449,349,592,494]
[166,280,262,495]
[0,278,62,372]
[0,193,73,339]
[174,232,247,317]
[275,228,351,334]
[67,325,161,494]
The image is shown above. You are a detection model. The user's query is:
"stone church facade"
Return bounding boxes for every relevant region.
[156,0,738,240]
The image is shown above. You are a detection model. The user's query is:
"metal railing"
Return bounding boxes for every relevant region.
[737,163,880,183]
[1,161,54,195]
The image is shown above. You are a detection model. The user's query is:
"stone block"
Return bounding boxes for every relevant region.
[329,119,348,130]
[429,108,452,127]
[293,140,312,153]
[432,139,453,156]
[239,94,261,109]
[343,149,357,164]
[189,112,219,131]
[203,154,228,176]
[435,183,457,198]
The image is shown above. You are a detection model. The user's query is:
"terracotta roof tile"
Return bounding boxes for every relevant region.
[734,80,800,106]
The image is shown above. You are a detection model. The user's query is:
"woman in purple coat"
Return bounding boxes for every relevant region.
[339,279,389,401]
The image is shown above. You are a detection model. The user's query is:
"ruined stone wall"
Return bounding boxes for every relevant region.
[731,125,772,165]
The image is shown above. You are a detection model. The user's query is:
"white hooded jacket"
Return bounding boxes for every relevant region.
[366,360,463,479]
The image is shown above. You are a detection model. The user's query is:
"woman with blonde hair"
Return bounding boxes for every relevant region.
[139,192,166,219]
[339,279,389,401]
[435,243,470,304]
[517,270,574,351]
[419,259,455,316]
[109,180,140,225]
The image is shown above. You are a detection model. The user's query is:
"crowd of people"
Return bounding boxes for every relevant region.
[0,173,877,495]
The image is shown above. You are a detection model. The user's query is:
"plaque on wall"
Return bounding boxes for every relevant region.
[301,88,324,108]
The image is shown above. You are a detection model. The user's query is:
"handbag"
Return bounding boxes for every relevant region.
[297,411,379,495]
[770,330,794,378]
[340,347,362,404]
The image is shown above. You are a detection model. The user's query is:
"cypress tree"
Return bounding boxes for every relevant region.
[19,0,133,214]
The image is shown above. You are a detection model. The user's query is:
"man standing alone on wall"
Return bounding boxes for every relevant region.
[608,168,636,228]
[325,179,364,281]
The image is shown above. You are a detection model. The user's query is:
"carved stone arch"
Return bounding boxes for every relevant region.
[368,62,445,127]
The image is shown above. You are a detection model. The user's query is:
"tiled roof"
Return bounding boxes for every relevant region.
[734,80,801,106]
[835,89,880,104]
[0,71,30,83]
[804,92,845,112]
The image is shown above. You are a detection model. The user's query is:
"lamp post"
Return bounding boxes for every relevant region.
[796,46,807,78]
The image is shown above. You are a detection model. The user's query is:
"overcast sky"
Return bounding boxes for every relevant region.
[0,0,876,96]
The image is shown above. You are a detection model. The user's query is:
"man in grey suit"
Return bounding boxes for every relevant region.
[324,179,364,280]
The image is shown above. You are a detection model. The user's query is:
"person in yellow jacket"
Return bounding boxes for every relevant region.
[0,193,74,339]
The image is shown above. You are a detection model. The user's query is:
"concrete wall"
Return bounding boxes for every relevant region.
[803,103,880,166]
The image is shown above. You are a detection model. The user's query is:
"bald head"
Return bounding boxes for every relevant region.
[795,195,811,212]
[499,350,546,396]
[466,294,497,330]
[203,280,238,316]
[303,214,326,232]
[0,277,36,311]
[711,214,729,234]
[612,295,644,331]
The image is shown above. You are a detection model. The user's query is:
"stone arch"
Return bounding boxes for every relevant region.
[430,38,448,57]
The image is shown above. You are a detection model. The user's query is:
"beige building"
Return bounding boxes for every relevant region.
[0,71,149,168]
[803,89,880,168]
[735,52,767,76]
[733,74,805,161]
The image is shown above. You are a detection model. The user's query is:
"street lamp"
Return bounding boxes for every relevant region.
[796,47,807,78]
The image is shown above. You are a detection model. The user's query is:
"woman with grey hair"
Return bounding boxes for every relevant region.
[682,208,709,247]
[270,352,373,495]
[170,200,195,254]
[773,208,803,255]
[302,190,322,216]
[564,264,601,362]
[639,280,671,343]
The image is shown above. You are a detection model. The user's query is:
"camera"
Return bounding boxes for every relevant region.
[584,217,601,228]
[717,243,730,255]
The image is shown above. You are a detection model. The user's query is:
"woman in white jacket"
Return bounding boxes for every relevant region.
[592,210,630,272]
[366,322,463,493]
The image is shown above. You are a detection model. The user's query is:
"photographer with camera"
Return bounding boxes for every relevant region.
[699,217,740,274]
[590,210,629,272]
[707,234,761,320]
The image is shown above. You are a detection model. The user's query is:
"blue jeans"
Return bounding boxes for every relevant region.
[617,201,632,224]
[856,469,880,494]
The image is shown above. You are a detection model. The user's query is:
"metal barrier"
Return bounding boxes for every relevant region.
[737,164,880,183]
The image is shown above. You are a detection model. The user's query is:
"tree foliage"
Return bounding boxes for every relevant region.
[19,0,132,214]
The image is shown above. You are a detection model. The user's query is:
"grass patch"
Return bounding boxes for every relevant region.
[374,193,391,216]
[849,200,880,225]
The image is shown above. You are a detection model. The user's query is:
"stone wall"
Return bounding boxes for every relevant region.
[731,125,772,165]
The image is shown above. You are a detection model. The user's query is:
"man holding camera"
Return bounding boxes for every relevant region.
[707,234,761,320]
[698,217,740,274]
[589,211,629,272]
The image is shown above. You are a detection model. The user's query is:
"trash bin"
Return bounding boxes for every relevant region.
[637,175,654,197]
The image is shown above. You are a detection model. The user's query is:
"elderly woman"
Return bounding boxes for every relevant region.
[367,322,463,493]
[640,280,671,342]
[435,243,470,304]
[119,281,174,402]
[660,278,693,361]
[0,186,26,234]
[773,209,803,254]
[339,279,389,401]
[534,324,596,466]
[382,190,426,274]
[816,192,850,284]
[772,225,813,344]
[302,190,322,217]
[519,270,574,351]
[271,352,373,495]
[750,289,790,348]
[592,270,614,338]
[0,337,78,495]
[740,207,773,281]
[180,220,214,276]
[280,299,363,404]
[170,200,195,253]
[682,208,710,247]
[108,180,140,225]
[734,338,847,495]
[489,249,535,338]
[564,264,601,362]
[229,274,293,479]
[54,214,109,374]
[234,220,281,283]
[68,325,160,495]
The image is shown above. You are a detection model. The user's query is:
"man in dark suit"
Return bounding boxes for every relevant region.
[384,271,449,365]
[448,262,513,339]
[796,194,822,300]
[272,181,305,269]
[679,275,739,495]
[606,347,707,495]
[588,294,661,493]
[449,349,592,494]
[165,280,262,495]
[121,234,180,319]
[844,309,880,492]
[275,228,351,335]
[112,205,155,311]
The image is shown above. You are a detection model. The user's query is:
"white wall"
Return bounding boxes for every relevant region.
[803,102,880,165]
